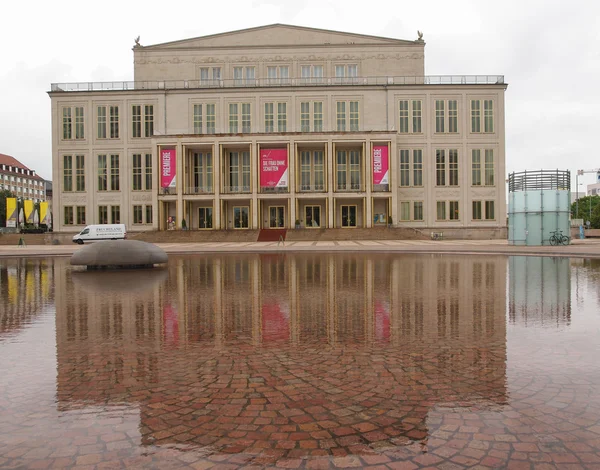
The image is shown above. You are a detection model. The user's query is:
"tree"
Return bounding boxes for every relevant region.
[0,189,16,228]
[570,195,600,228]
[590,202,600,230]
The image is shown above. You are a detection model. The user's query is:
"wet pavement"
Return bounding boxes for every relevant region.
[1,254,600,469]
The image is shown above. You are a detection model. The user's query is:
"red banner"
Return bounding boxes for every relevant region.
[372,145,389,185]
[260,148,288,188]
[161,148,176,188]
[262,300,290,342]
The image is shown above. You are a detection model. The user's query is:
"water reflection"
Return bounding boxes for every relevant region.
[0,259,55,336]
[509,256,571,327]
[3,254,600,468]
[51,254,508,460]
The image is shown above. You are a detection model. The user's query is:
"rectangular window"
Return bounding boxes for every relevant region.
[110,154,120,191]
[414,201,423,221]
[133,205,143,224]
[241,103,251,133]
[193,104,202,133]
[229,103,238,133]
[75,155,85,191]
[75,107,84,139]
[412,100,422,133]
[277,102,286,132]
[484,100,494,132]
[400,150,410,187]
[132,154,142,190]
[336,101,346,131]
[437,201,446,220]
[485,201,495,220]
[63,155,73,192]
[145,153,152,190]
[448,100,458,133]
[144,105,154,137]
[398,100,422,133]
[193,152,213,193]
[399,100,409,133]
[485,149,494,186]
[132,105,141,138]
[98,205,108,224]
[449,149,459,186]
[471,100,481,133]
[299,150,325,191]
[349,101,359,131]
[97,106,106,139]
[412,149,423,186]
[146,205,153,224]
[300,102,310,132]
[62,107,72,139]
[472,149,481,186]
[76,206,86,225]
[314,102,323,132]
[435,100,458,133]
[109,106,119,138]
[435,100,445,133]
[436,150,446,186]
[97,154,107,191]
[449,201,459,220]
[400,201,410,221]
[64,206,73,225]
[264,103,274,132]
[206,104,215,134]
[111,206,120,224]
[472,201,482,220]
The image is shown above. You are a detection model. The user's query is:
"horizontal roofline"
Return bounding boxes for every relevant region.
[49,75,506,93]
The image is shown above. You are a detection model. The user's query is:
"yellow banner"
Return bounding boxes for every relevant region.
[24,200,34,223]
[40,202,48,224]
[6,197,16,228]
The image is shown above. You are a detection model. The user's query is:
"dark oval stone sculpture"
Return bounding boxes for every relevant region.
[70,240,168,269]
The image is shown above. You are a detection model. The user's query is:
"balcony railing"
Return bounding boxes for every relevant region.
[50,75,505,92]
[222,185,251,194]
[373,183,390,192]
[336,183,362,192]
[260,187,289,194]
[299,184,325,192]
[184,186,213,195]
[159,187,177,195]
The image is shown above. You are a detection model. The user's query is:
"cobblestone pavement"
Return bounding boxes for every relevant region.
[1,254,600,469]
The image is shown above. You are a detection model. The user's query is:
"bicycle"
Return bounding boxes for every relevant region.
[549,230,570,246]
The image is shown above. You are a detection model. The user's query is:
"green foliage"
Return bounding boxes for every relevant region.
[571,195,600,228]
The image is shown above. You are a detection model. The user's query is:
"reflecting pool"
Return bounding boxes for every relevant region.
[1,254,600,469]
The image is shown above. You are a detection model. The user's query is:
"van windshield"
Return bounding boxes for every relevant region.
[80,229,90,235]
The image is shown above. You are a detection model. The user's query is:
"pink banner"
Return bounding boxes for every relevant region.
[374,300,390,341]
[260,148,288,188]
[372,145,389,185]
[161,148,176,188]
[163,303,179,347]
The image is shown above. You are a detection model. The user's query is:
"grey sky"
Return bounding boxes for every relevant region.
[1,0,599,188]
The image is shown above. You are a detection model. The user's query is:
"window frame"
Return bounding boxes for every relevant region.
[398,99,423,134]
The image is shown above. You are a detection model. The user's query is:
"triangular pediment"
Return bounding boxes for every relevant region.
[142,24,417,50]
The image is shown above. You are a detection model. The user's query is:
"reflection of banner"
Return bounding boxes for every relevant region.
[6,197,16,228]
[375,300,390,341]
[7,269,17,303]
[24,200,34,223]
[163,303,179,346]
[40,202,48,224]
[260,148,288,188]
[262,299,290,342]
[372,145,389,185]
[160,148,176,188]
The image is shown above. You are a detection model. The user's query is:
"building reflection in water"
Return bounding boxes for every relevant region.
[0,258,55,336]
[50,254,509,459]
[508,256,571,327]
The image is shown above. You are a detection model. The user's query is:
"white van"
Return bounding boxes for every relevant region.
[72,224,127,244]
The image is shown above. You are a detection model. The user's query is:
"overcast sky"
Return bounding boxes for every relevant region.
[1,0,599,187]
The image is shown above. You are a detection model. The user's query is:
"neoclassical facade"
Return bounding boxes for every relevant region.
[49,24,507,234]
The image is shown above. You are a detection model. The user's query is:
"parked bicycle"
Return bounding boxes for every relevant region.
[549,230,570,246]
